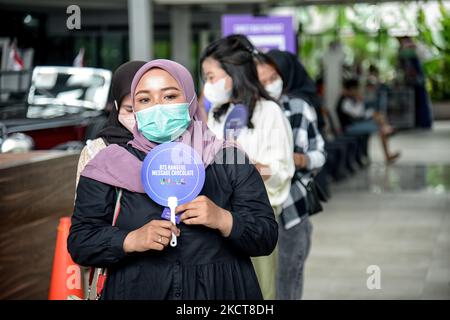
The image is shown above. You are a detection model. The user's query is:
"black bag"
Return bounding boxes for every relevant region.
[297,173,327,215]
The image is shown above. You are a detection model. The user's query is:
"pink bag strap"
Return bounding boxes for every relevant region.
[112,189,123,226]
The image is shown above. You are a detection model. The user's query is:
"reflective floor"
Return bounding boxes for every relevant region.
[303,121,450,300]
[335,163,450,194]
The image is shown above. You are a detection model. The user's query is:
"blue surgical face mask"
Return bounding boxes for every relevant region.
[135,102,191,143]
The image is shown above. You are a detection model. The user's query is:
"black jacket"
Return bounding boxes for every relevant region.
[68,146,277,300]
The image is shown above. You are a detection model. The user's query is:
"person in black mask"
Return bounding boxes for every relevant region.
[76,60,145,187]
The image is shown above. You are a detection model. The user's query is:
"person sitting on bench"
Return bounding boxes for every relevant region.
[337,78,400,163]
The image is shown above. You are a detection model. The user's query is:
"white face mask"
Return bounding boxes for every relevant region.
[118,113,136,132]
[203,78,232,105]
[265,78,283,100]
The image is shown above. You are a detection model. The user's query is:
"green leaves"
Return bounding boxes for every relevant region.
[417,0,450,100]
[295,1,450,100]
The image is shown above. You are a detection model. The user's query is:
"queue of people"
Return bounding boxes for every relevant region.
[67,33,363,300]
[200,35,295,300]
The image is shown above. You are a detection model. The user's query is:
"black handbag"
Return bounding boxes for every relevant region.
[296,173,327,215]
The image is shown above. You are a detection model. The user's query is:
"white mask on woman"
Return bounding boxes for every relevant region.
[118,113,136,132]
[203,78,232,105]
[264,78,284,101]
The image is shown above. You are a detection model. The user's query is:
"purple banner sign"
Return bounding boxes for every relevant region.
[222,15,296,54]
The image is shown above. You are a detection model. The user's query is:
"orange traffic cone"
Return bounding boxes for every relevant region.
[48,217,84,300]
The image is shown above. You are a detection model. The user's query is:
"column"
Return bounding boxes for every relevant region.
[128,0,153,61]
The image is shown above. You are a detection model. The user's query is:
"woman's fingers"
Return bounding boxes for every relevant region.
[183,216,201,225]
[151,219,174,229]
[176,201,198,214]
[170,224,181,236]
[181,209,206,226]
[176,195,210,213]
[151,242,165,251]
[180,209,201,222]
[151,219,180,236]
[155,227,172,239]
[153,233,170,246]
[191,195,208,203]
[159,224,180,237]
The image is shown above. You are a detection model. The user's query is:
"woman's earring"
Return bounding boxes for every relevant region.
[114,100,119,111]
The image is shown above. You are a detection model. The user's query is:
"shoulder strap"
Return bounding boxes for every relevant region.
[86,188,123,300]
[112,188,123,226]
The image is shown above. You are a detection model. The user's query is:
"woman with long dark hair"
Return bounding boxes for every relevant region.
[201,35,295,299]
[253,48,326,300]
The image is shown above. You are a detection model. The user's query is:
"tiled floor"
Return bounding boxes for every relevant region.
[303,121,450,300]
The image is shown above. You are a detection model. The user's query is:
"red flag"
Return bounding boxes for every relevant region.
[9,44,24,71]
